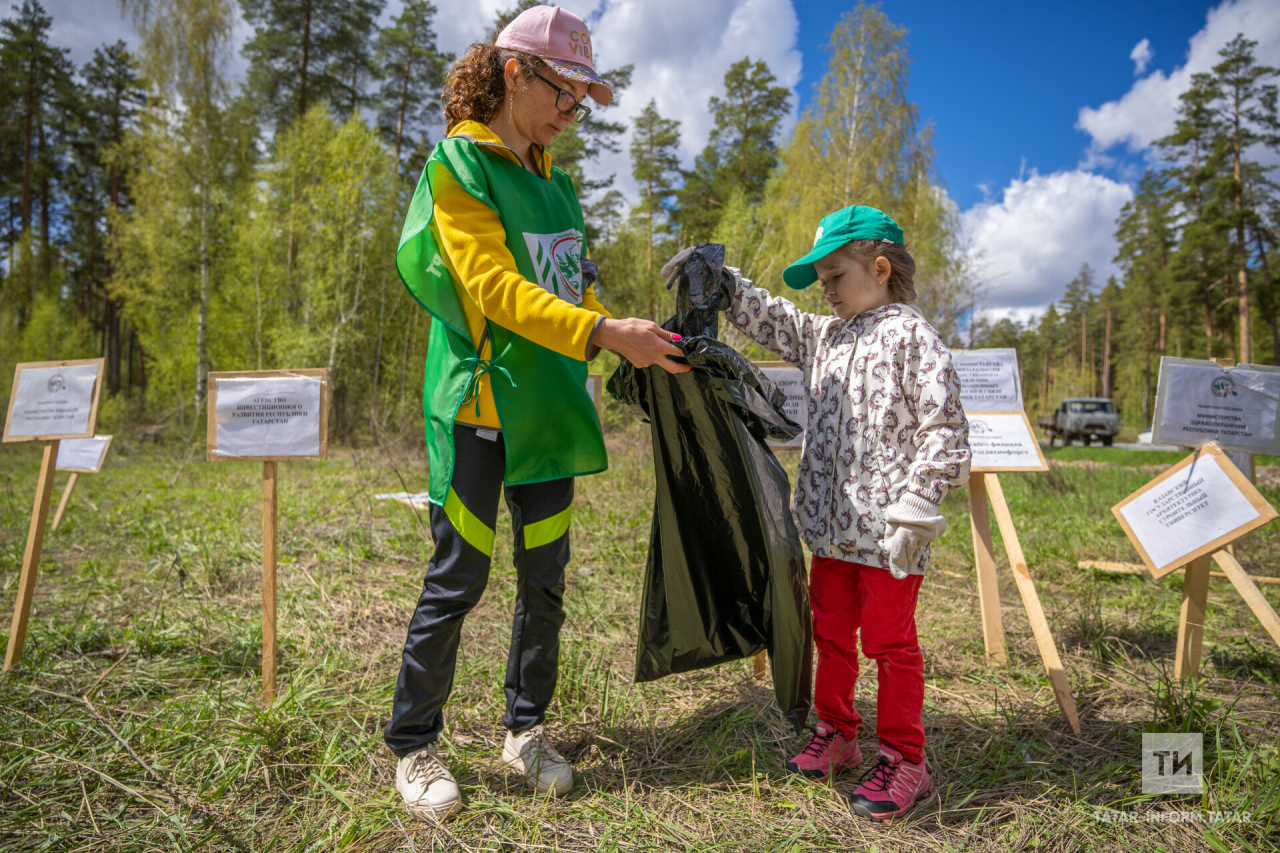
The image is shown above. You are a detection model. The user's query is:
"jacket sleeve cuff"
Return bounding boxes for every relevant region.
[585,315,606,360]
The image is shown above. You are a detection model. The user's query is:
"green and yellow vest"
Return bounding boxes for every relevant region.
[395,135,607,505]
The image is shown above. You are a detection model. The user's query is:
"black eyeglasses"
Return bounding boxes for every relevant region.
[534,73,591,123]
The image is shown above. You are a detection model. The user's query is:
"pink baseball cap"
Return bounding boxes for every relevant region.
[495,5,613,106]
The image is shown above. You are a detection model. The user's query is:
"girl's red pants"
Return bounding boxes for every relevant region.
[810,555,925,764]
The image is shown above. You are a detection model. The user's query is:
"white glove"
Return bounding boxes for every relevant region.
[883,493,947,579]
[659,246,696,285]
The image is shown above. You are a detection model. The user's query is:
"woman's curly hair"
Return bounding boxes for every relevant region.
[443,43,547,132]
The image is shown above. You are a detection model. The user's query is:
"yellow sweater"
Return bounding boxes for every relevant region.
[429,120,612,429]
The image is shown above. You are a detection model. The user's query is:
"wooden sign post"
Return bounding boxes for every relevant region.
[3,358,105,671]
[1112,442,1278,679]
[207,369,329,701]
[965,411,1081,733]
[50,435,114,531]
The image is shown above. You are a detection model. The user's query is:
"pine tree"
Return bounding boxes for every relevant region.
[1157,71,1232,359]
[239,0,353,132]
[375,0,449,174]
[1114,170,1175,423]
[629,98,681,317]
[326,0,383,118]
[1210,34,1278,361]
[677,57,790,243]
[0,1,74,285]
[78,41,145,395]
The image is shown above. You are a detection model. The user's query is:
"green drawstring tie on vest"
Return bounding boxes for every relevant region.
[459,357,516,417]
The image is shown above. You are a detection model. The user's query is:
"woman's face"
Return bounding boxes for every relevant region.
[505,60,588,148]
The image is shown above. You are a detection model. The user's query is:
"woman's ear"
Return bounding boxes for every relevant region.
[874,256,892,284]
[503,58,522,92]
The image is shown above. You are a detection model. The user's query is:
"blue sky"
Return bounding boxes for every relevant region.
[24,0,1280,316]
[794,1,1216,210]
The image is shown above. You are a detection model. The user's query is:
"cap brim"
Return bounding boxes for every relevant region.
[782,238,845,289]
[543,58,612,105]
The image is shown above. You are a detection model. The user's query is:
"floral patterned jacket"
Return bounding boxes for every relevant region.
[728,276,971,575]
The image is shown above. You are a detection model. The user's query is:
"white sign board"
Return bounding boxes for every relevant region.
[968,412,1049,472]
[1152,358,1280,454]
[953,349,1023,412]
[56,435,113,473]
[207,370,328,460]
[755,363,806,449]
[1112,443,1277,578]
[4,360,103,442]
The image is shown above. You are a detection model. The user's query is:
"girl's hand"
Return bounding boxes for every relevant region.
[596,318,691,374]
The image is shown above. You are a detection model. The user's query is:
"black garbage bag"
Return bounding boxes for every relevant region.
[607,244,812,732]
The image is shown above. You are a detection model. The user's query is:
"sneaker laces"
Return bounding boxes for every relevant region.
[405,749,448,785]
[857,754,896,794]
[521,725,561,763]
[799,726,836,759]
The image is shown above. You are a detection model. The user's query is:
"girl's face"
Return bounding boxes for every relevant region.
[506,61,587,148]
[814,250,893,320]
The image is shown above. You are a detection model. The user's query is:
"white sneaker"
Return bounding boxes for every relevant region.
[395,747,462,821]
[502,725,574,796]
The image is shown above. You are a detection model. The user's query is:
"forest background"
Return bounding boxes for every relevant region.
[1,0,1278,442]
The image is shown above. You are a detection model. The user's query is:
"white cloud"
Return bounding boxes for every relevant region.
[962,170,1133,310]
[1129,38,1153,75]
[1077,0,1280,154]
[584,0,802,199]
[413,1,802,201]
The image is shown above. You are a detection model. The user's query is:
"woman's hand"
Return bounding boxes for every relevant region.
[596,318,691,374]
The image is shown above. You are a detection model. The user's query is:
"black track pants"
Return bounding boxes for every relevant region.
[385,424,574,757]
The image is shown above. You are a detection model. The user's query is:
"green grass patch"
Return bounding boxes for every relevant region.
[1,428,1278,851]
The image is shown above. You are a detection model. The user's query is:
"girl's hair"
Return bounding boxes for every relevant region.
[443,43,547,132]
[840,239,917,304]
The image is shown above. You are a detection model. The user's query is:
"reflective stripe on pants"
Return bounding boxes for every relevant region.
[385,424,574,757]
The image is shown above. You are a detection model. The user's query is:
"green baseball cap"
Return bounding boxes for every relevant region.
[782,205,904,289]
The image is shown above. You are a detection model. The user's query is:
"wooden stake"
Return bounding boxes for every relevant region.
[968,477,1008,665]
[5,440,60,672]
[262,460,278,701]
[984,473,1081,734]
[1077,559,1280,585]
[1211,550,1280,651]
[1173,554,1212,680]
[752,651,767,680]
[50,472,79,531]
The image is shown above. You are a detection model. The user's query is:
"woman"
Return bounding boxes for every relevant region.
[386,5,686,822]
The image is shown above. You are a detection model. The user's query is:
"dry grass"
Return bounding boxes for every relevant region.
[1,425,1278,851]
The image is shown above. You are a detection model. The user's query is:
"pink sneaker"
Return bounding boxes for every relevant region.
[849,745,932,821]
[785,722,862,781]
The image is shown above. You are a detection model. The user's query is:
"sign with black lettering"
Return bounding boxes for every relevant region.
[206,370,329,461]
[953,348,1022,412]
[968,411,1049,472]
[1112,442,1276,578]
[3,359,104,442]
[1151,358,1280,454]
[754,361,806,450]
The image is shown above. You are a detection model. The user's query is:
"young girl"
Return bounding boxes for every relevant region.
[722,204,970,821]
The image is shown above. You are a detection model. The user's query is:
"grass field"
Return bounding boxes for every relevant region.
[1,424,1278,852]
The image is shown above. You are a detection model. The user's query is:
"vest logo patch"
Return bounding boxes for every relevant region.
[523,230,584,305]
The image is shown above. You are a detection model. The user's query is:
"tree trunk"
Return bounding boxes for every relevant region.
[1255,230,1278,365]
[1102,306,1112,398]
[196,174,210,410]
